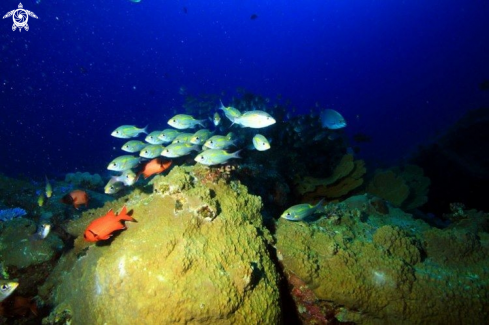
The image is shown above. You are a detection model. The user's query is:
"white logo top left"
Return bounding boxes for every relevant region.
[3,3,38,32]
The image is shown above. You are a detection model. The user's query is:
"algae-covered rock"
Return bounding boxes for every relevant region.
[276,202,489,324]
[45,166,281,324]
[0,218,64,268]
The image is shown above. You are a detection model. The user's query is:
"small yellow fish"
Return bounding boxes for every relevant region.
[213,112,221,126]
[45,176,53,198]
[37,193,45,207]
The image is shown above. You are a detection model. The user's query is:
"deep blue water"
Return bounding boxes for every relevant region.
[1,0,488,179]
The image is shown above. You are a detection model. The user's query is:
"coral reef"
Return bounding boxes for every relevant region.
[296,154,366,203]
[0,218,64,269]
[0,207,27,222]
[275,196,489,323]
[366,164,430,210]
[41,166,281,324]
[65,172,103,190]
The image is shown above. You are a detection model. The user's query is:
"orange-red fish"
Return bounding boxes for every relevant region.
[84,205,135,242]
[61,190,89,209]
[139,158,172,179]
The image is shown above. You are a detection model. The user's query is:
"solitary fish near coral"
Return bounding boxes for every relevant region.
[280,199,325,221]
[45,176,53,198]
[0,280,18,302]
[84,206,136,242]
[31,223,51,240]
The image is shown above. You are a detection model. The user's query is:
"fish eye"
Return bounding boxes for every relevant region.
[173,119,176,123]
[112,163,116,166]
[286,212,291,216]
[1,284,8,291]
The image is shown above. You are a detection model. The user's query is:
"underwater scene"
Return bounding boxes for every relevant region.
[1,0,489,324]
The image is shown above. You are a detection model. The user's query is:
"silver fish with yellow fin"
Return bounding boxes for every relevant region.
[233,110,276,129]
[0,280,18,302]
[252,134,271,151]
[194,149,241,166]
[167,114,205,130]
[111,125,148,139]
[107,155,141,171]
[281,199,325,221]
[121,140,147,153]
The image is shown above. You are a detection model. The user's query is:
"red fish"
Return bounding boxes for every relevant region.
[84,206,135,242]
[139,158,172,179]
[61,190,89,209]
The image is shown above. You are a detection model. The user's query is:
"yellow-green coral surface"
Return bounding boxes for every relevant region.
[46,166,281,324]
[276,198,489,324]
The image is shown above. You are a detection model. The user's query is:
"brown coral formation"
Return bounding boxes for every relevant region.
[366,165,430,210]
[296,154,366,203]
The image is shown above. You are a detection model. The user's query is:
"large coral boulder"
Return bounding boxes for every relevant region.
[276,198,489,323]
[43,167,281,324]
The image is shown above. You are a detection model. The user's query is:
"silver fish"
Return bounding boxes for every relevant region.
[281,199,325,221]
[0,280,18,302]
[233,110,276,128]
[252,134,271,151]
[194,149,241,166]
[111,125,148,139]
[32,223,51,240]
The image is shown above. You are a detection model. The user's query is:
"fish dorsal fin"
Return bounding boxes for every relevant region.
[106,209,115,218]
[119,205,127,216]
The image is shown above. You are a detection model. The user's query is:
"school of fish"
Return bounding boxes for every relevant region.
[106,101,346,222]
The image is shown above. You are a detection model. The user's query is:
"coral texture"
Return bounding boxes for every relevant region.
[276,199,489,324]
[43,166,281,324]
[297,154,366,202]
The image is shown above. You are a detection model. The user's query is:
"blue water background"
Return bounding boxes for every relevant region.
[1,0,488,179]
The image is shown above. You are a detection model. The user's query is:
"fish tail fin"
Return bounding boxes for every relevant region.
[143,125,149,134]
[231,149,242,159]
[219,100,225,110]
[315,198,326,213]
